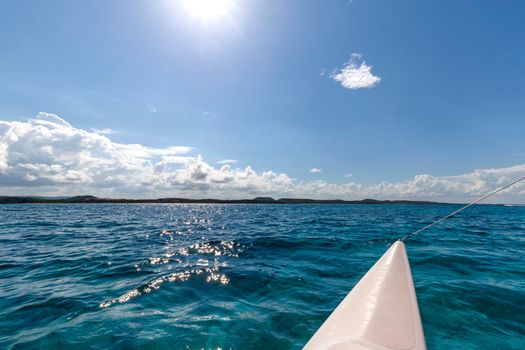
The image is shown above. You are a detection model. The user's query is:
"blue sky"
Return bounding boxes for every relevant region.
[0,0,524,201]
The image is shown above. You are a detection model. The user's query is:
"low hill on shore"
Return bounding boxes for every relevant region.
[0,195,442,205]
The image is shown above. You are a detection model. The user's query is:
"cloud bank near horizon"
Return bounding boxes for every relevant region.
[0,113,524,203]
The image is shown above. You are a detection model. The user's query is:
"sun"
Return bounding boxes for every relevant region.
[180,0,234,21]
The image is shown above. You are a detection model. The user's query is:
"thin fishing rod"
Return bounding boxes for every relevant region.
[400,175,525,241]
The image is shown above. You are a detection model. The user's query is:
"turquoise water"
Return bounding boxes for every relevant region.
[0,204,524,349]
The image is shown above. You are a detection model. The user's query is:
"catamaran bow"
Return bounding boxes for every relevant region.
[304,241,426,350]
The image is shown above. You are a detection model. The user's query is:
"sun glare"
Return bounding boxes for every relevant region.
[180,0,233,21]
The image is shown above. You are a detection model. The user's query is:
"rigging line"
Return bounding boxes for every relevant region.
[400,175,525,242]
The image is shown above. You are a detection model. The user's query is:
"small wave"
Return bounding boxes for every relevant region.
[133,239,242,271]
[189,240,242,257]
[100,266,229,308]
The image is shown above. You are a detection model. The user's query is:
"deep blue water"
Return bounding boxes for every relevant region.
[0,204,524,349]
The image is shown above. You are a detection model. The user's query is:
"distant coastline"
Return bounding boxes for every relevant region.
[0,195,447,205]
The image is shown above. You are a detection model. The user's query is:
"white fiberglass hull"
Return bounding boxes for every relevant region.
[304,241,426,350]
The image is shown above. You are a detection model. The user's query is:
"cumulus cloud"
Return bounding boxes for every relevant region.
[0,113,524,203]
[217,159,237,165]
[344,173,353,178]
[330,53,381,90]
[0,113,293,198]
[309,168,322,174]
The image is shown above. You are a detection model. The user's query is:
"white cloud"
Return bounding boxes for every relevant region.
[330,53,381,90]
[217,159,237,165]
[0,113,524,203]
[91,128,113,135]
[344,172,353,178]
[309,168,322,174]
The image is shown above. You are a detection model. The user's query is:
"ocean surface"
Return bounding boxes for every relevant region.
[0,204,524,349]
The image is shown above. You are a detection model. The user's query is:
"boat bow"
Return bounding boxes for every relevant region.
[304,241,426,350]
